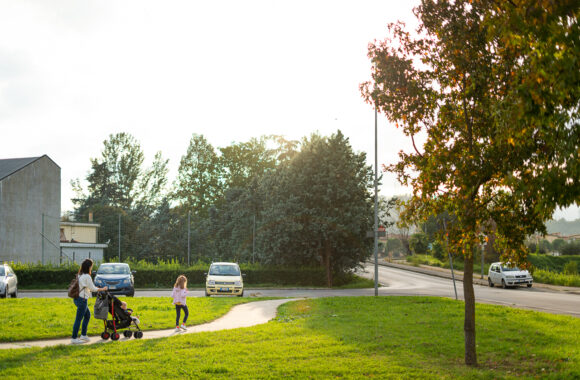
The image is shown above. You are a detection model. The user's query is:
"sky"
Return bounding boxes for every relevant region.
[1,0,578,221]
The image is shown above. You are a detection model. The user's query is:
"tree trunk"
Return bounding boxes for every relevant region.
[324,240,333,288]
[463,253,477,366]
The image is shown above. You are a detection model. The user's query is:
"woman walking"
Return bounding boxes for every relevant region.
[172,275,189,332]
[71,259,107,344]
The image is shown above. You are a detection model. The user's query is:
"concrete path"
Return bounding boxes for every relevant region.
[0,299,298,350]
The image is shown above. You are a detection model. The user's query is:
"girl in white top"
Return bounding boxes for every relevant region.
[71,259,107,344]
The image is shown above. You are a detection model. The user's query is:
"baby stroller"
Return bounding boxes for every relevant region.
[94,291,144,341]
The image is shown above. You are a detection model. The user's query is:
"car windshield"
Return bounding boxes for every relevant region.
[501,266,520,272]
[98,265,130,274]
[0,267,4,276]
[209,265,240,276]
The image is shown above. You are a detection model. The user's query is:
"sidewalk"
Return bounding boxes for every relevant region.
[0,299,298,350]
[377,259,580,295]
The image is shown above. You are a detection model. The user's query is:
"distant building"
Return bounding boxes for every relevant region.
[539,232,580,243]
[60,220,107,263]
[0,155,60,264]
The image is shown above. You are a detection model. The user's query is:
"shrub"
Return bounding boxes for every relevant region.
[563,261,578,275]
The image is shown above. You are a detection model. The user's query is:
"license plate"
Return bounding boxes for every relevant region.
[219,288,230,292]
[109,285,116,290]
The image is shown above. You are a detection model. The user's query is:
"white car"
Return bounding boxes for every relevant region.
[488,262,533,289]
[205,262,244,297]
[0,263,18,298]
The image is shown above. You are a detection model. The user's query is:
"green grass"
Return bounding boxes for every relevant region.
[0,297,578,378]
[0,297,253,342]
[532,269,580,287]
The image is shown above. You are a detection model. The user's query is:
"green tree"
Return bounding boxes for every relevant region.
[219,136,277,190]
[386,238,403,256]
[362,0,580,365]
[552,238,566,253]
[409,233,429,255]
[431,241,446,261]
[258,131,374,286]
[174,134,222,218]
[72,132,145,213]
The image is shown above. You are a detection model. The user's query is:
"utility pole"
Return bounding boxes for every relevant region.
[187,211,191,266]
[42,213,45,265]
[374,106,379,296]
[252,214,256,264]
[118,214,121,262]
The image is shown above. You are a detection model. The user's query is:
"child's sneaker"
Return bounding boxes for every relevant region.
[180,324,187,331]
[71,338,85,344]
[175,326,181,332]
[79,335,90,342]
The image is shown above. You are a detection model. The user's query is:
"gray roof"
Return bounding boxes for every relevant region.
[0,156,46,181]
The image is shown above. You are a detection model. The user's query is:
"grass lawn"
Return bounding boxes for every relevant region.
[1,296,578,379]
[0,297,253,342]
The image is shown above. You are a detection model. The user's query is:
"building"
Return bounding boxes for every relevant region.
[60,220,107,263]
[0,155,60,264]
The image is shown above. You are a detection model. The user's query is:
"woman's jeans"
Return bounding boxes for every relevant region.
[175,304,189,325]
[72,297,90,339]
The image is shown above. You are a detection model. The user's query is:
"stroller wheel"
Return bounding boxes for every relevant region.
[101,332,110,340]
[123,330,133,338]
[111,332,120,341]
[134,331,143,339]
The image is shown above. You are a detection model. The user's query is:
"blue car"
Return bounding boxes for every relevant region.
[93,263,135,297]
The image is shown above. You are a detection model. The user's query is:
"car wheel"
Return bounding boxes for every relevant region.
[501,279,507,289]
[205,290,210,297]
[527,283,532,288]
[237,290,244,297]
[488,278,494,287]
[128,292,135,297]
[10,286,17,298]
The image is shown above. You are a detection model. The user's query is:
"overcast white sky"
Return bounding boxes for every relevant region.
[1,0,578,221]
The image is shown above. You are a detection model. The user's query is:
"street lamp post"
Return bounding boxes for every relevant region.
[374,107,379,296]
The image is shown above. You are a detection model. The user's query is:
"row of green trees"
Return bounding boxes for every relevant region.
[71,131,375,286]
[527,239,580,256]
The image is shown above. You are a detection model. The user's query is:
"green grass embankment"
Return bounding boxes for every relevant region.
[0,296,578,379]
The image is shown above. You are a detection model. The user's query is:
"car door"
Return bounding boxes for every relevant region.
[7,267,16,292]
[491,265,500,285]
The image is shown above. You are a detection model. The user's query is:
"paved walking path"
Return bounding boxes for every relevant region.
[0,299,298,350]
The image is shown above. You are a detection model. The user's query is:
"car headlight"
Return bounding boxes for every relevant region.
[234,281,242,287]
[207,280,215,286]
[94,277,102,286]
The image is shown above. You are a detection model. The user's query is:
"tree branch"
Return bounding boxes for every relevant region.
[411,133,424,157]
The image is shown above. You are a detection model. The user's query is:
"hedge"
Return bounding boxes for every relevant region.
[13,265,353,289]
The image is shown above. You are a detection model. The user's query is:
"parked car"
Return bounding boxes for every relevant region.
[0,263,18,298]
[93,263,136,297]
[488,262,533,289]
[205,262,244,297]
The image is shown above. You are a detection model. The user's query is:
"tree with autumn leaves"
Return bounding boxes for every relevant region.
[362,0,579,366]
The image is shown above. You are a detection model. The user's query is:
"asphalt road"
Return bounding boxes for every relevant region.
[19,264,580,317]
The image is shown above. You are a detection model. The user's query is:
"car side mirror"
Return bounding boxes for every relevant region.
[132,270,136,275]
[7,273,13,277]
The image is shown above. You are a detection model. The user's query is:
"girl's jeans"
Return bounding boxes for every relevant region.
[72,297,90,339]
[176,304,189,325]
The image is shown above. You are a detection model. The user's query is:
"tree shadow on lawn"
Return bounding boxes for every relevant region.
[282,296,579,378]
